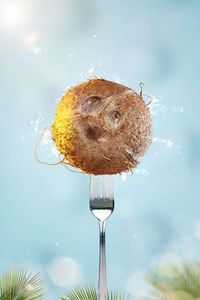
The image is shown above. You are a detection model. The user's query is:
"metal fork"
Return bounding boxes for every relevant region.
[89,175,114,300]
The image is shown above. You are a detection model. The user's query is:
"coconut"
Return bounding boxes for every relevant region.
[51,79,152,175]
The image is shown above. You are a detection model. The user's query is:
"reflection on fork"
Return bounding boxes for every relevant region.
[89,175,114,300]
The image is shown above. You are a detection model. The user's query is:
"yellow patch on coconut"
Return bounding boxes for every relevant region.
[51,90,79,166]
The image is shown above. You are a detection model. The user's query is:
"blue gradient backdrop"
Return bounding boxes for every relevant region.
[0,0,200,299]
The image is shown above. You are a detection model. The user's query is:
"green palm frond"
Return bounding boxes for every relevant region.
[62,284,130,300]
[0,266,44,300]
[146,261,200,299]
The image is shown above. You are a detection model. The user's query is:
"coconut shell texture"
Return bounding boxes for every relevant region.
[51,79,152,175]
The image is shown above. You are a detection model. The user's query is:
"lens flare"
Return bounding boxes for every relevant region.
[2,3,25,27]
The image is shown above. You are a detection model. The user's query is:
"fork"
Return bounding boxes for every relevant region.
[89,175,114,300]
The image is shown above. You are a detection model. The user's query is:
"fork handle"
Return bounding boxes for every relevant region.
[98,220,107,300]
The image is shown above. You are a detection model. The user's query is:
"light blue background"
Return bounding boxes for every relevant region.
[0,0,200,299]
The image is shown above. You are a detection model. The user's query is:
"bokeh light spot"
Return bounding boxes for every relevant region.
[47,256,82,287]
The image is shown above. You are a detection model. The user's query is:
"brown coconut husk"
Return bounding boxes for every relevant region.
[51,79,152,175]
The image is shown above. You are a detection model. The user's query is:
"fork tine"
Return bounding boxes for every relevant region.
[108,175,114,200]
[97,176,101,199]
[102,176,106,199]
[90,174,95,200]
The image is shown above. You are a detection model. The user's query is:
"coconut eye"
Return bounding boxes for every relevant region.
[80,95,104,114]
[87,96,101,105]
[86,126,99,140]
[84,124,103,141]
[112,111,121,121]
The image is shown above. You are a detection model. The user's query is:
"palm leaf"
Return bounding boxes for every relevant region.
[146,261,200,299]
[0,266,44,300]
[62,284,130,300]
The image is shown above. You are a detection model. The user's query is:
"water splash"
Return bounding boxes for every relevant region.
[135,168,150,176]
[113,74,125,84]
[88,66,96,76]
[20,110,62,164]
[171,105,184,113]
[149,96,185,117]
[40,129,51,145]
[149,96,166,116]
[80,62,102,80]
[153,137,173,148]
[51,146,60,158]
[30,110,43,136]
